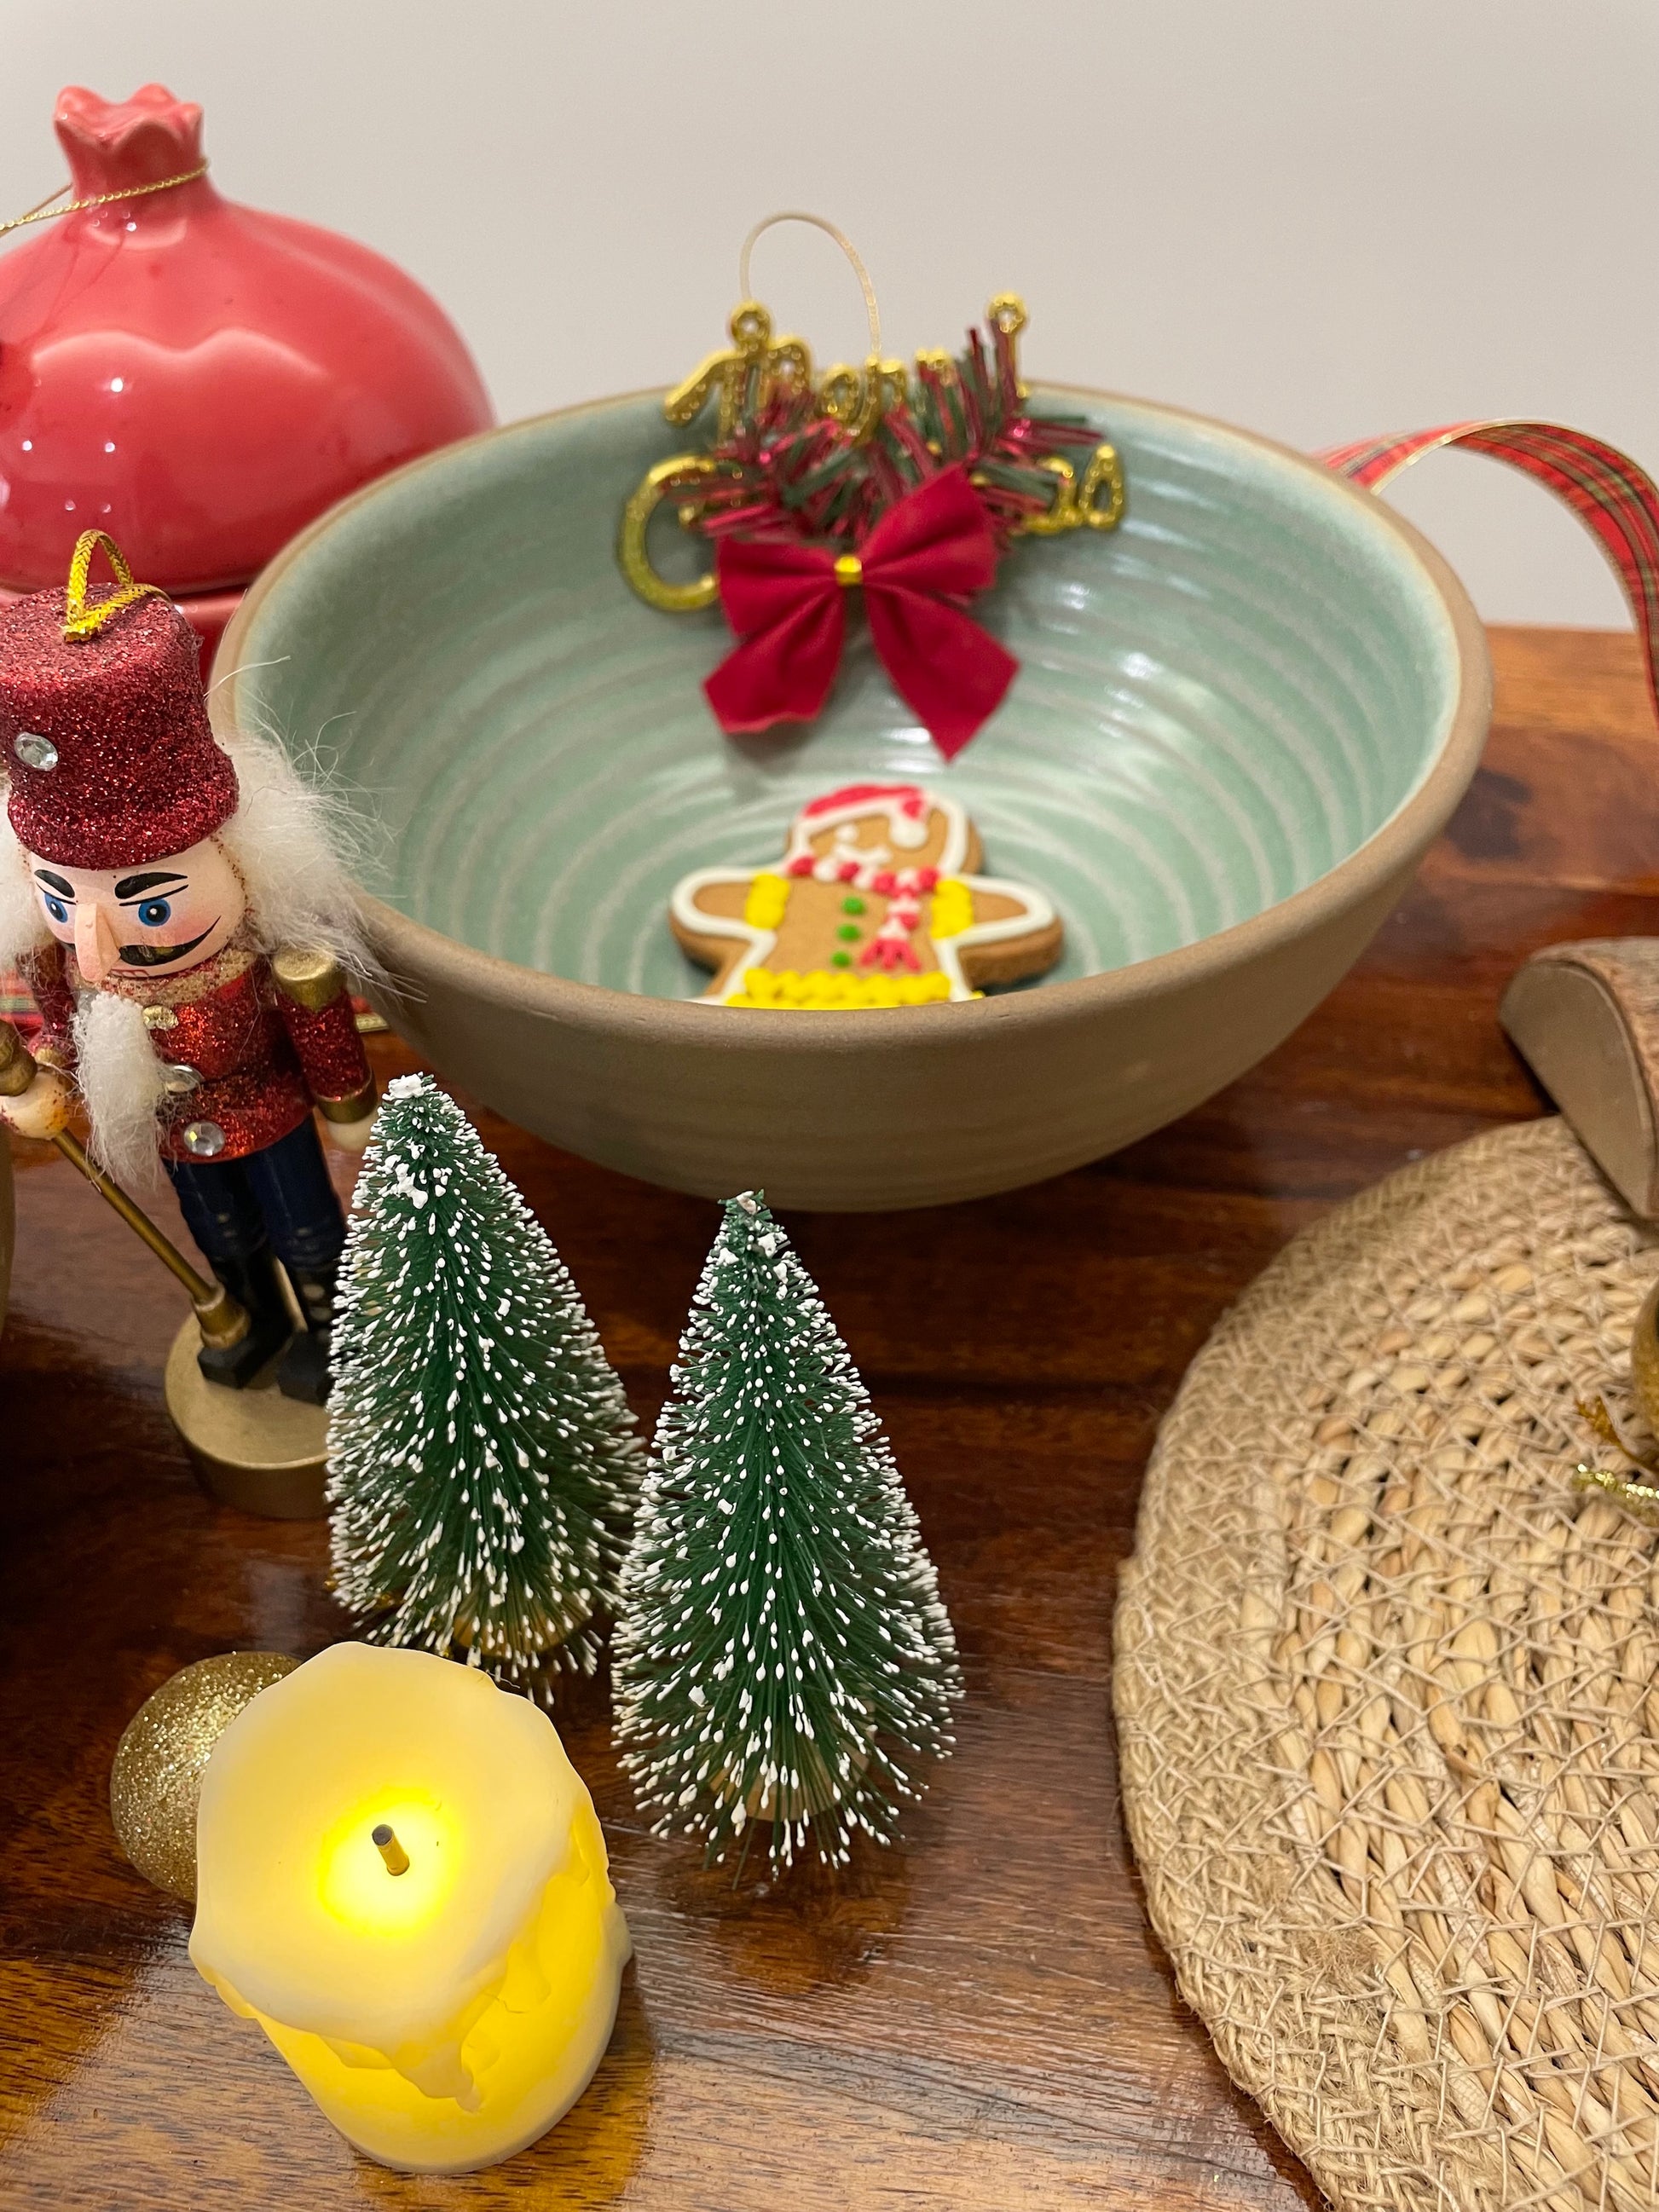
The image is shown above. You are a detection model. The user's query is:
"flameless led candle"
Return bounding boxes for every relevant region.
[188,1643,630,2174]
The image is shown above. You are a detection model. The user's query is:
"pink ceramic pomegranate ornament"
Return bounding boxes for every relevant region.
[0,85,492,656]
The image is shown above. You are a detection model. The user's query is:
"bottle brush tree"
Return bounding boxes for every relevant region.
[327,1073,643,1691]
[614,1190,961,1870]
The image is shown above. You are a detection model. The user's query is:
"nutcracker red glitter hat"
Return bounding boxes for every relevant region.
[0,533,238,869]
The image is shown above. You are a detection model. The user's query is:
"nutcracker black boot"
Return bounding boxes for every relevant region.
[276,1262,339,1406]
[195,1245,296,1389]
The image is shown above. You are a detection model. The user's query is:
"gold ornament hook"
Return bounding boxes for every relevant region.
[61,530,166,643]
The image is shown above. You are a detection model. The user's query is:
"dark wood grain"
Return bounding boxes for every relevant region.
[2,626,1651,2211]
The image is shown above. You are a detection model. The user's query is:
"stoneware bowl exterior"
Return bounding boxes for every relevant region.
[215,388,1490,1211]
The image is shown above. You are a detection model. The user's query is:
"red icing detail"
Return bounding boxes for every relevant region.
[835,858,860,881]
[788,854,815,877]
[862,936,923,973]
[870,870,898,896]
[801,783,927,821]
[913,866,939,892]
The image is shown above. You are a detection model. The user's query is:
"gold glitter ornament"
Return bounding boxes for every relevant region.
[110,1651,298,1900]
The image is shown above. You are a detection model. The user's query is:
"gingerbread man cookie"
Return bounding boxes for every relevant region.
[670,783,1062,1008]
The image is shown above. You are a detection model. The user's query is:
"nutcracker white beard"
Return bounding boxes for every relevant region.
[72,992,172,1189]
[0,729,383,1188]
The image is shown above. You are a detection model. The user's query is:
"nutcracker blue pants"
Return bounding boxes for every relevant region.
[165,1117,346,1280]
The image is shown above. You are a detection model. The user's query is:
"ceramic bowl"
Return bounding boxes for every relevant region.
[215,388,1489,1210]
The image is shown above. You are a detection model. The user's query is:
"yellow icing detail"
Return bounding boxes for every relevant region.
[929,877,974,939]
[722,967,954,1010]
[743,872,791,930]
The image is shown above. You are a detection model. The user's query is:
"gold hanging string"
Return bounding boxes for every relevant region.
[0,161,210,243]
[738,211,883,360]
[61,530,167,643]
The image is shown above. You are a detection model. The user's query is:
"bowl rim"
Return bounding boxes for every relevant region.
[216,383,1492,1053]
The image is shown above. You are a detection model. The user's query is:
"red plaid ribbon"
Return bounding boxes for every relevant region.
[1321,420,1659,728]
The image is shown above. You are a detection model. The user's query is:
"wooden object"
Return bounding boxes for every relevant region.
[1500,937,1659,1216]
[0,624,1650,2210]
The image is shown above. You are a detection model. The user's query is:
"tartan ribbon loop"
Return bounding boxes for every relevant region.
[703,465,1018,762]
[1321,421,1659,731]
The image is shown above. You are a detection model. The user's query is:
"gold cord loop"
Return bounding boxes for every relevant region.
[61,530,167,643]
[738,212,882,359]
[0,162,210,243]
[737,214,905,448]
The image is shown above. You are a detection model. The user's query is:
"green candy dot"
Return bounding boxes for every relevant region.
[831,950,852,968]
[841,895,865,915]
[836,923,860,942]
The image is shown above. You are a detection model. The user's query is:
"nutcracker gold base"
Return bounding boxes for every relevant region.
[165,1317,328,1519]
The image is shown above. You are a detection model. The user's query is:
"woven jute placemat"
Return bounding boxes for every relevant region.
[1115,1114,1659,2212]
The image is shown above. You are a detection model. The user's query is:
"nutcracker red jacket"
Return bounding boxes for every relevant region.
[21,940,372,1164]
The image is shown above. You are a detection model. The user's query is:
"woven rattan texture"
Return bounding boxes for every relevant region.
[1115,1115,1659,2212]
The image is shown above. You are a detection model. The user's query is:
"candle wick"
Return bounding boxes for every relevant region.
[372,1822,411,1877]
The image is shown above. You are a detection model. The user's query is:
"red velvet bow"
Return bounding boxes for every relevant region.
[702,465,1018,760]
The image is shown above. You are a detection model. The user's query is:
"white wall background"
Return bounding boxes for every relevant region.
[5,0,1656,627]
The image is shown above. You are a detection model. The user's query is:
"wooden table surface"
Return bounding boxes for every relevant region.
[2,626,1654,2212]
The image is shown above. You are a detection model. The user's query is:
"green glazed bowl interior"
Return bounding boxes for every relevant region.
[225,389,1461,1001]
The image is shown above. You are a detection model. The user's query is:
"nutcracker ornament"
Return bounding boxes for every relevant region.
[0,533,377,1436]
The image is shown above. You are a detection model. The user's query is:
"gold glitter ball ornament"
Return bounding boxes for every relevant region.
[110,1651,299,1900]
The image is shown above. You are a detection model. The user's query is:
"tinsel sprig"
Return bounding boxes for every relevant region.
[661,305,1100,554]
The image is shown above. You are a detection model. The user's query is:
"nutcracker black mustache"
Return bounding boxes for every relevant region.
[116,922,218,967]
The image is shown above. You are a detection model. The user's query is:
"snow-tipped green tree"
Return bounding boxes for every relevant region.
[327,1074,642,1691]
[614,1191,961,1870]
